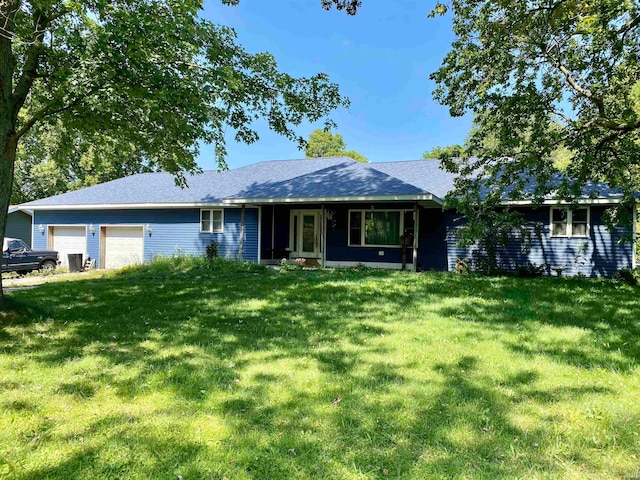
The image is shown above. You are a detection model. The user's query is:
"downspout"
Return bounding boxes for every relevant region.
[238,205,245,261]
[271,206,275,262]
[413,203,419,272]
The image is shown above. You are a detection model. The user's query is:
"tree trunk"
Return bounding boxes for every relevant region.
[0,124,18,306]
[0,1,40,306]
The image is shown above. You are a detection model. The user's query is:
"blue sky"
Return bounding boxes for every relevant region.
[199,0,472,170]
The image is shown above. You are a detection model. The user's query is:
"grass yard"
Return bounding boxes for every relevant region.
[1,258,639,479]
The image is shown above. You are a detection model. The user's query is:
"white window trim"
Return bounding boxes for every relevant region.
[200,209,224,233]
[550,206,590,238]
[348,209,413,248]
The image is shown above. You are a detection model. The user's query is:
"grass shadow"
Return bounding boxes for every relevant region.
[1,260,639,478]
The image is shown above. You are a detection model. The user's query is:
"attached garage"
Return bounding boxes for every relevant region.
[102,226,144,269]
[49,226,87,268]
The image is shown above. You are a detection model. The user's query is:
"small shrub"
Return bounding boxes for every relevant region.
[517,263,546,278]
[471,257,510,276]
[205,240,219,261]
[455,258,469,275]
[280,257,311,271]
[279,258,295,272]
[352,263,369,271]
[613,268,638,286]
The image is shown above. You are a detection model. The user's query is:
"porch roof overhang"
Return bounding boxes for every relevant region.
[222,193,443,205]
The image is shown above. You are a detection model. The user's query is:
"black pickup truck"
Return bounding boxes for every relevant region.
[2,238,59,274]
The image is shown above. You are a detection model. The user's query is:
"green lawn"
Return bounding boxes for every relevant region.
[1,259,639,479]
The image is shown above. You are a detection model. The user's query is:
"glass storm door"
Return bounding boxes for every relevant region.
[290,210,321,258]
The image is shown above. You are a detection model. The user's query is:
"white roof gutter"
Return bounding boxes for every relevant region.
[222,194,441,205]
[21,195,628,210]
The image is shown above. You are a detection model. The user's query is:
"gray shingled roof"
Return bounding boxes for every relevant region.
[227,161,430,200]
[21,156,624,207]
[369,160,457,200]
[22,157,358,206]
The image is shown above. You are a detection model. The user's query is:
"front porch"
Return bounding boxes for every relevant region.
[258,202,449,271]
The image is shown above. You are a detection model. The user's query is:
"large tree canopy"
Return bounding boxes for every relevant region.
[305,128,367,162]
[11,123,157,204]
[430,0,640,230]
[0,0,358,301]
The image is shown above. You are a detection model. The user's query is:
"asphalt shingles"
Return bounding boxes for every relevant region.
[22,157,624,207]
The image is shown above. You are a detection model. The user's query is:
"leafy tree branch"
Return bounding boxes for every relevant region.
[0,0,355,302]
[429,0,640,244]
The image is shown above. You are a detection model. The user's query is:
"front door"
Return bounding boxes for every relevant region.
[290,210,321,259]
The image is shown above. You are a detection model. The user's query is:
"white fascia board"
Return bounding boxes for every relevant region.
[8,207,34,216]
[26,196,440,210]
[222,194,439,205]
[26,202,231,210]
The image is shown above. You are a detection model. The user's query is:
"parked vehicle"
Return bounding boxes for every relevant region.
[2,238,59,274]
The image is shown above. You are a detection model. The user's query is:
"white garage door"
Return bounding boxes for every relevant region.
[51,226,86,268]
[104,227,144,269]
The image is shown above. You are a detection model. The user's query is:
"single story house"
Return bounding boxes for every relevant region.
[21,157,637,275]
[6,205,33,246]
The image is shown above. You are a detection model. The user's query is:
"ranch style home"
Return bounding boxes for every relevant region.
[21,157,637,276]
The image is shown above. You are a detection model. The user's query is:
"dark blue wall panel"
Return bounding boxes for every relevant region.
[416,208,449,271]
[325,203,415,265]
[6,211,32,246]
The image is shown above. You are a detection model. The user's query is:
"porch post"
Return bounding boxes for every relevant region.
[321,203,326,267]
[413,203,419,272]
[238,205,245,261]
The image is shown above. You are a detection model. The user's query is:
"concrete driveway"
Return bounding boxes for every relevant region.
[2,270,107,293]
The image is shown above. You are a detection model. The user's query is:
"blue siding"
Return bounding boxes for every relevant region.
[445,206,634,277]
[37,203,631,275]
[32,208,259,267]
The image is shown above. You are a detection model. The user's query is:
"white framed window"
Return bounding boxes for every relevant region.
[200,209,224,233]
[550,207,589,237]
[348,209,414,247]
